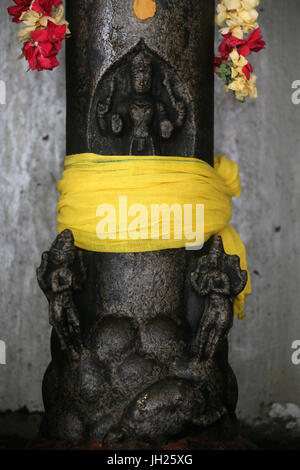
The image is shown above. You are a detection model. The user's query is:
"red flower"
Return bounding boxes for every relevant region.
[218,28,266,61]
[23,21,66,71]
[214,56,224,69]
[31,0,62,16]
[236,29,266,57]
[7,0,31,23]
[43,20,66,52]
[218,33,243,59]
[8,0,62,23]
[23,39,58,72]
[242,61,253,80]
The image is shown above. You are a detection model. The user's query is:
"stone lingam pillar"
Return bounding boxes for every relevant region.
[37,0,247,446]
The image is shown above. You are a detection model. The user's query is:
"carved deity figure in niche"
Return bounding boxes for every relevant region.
[96,46,186,155]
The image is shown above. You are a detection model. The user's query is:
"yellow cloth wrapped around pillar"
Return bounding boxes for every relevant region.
[57,153,251,318]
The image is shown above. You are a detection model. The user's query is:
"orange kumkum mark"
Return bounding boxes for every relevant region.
[133,0,157,20]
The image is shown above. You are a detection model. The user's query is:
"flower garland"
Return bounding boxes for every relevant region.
[214,0,266,101]
[7,0,70,71]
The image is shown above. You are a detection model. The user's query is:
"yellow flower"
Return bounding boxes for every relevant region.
[216,0,260,39]
[18,10,42,43]
[229,48,248,76]
[228,74,258,101]
[51,5,71,34]
[216,4,227,26]
[226,48,258,101]
[18,5,70,44]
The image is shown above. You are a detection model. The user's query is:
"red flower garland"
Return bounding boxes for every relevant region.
[214,1,266,101]
[215,28,265,81]
[7,0,69,72]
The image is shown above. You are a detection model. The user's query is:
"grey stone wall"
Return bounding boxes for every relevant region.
[215,0,300,432]
[0,0,300,433]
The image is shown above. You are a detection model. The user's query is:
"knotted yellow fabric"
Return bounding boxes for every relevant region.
[57,153,251,318]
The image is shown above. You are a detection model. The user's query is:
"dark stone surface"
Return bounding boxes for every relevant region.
[92,40,189,156]
[66,0,214,161]
[38,232,247,443]
[38,0,246,444]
